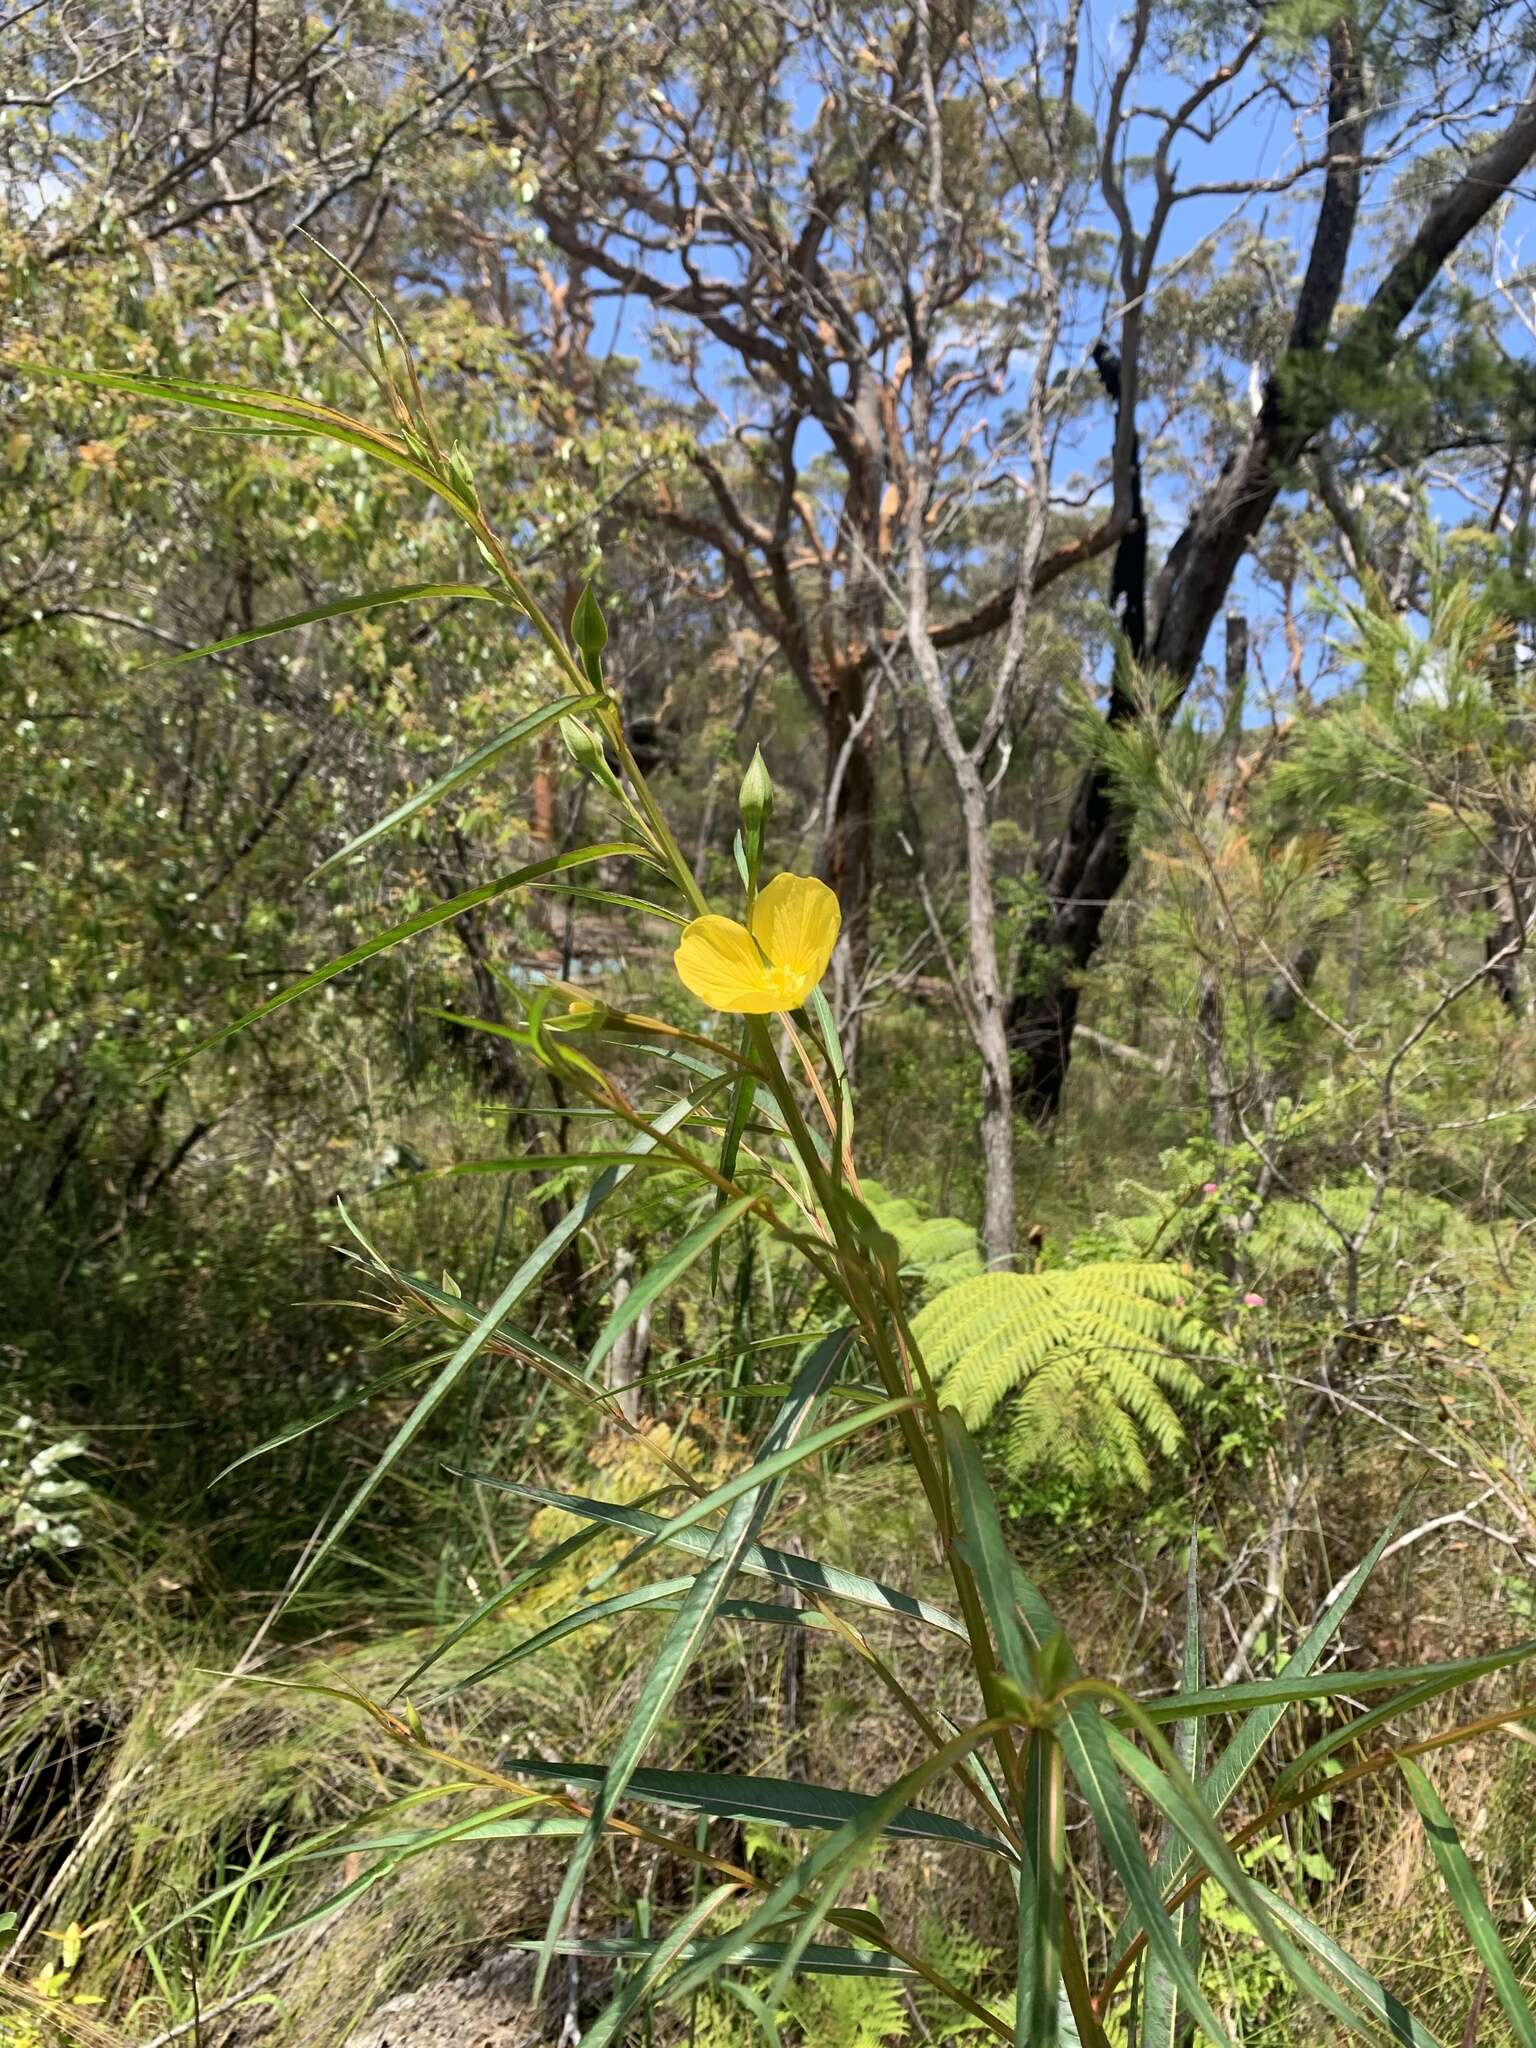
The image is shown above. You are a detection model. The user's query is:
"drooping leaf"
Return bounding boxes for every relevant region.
[168,842,648,1068]
[499,1756,1013,1858]
[1245,1878,1448,2048]
[313,692,606,875]
[460,1477,968,1638]
[277,1092,705,1605]
[586,1195,756,1382]
[1399,1755,1536,2048]
[532,1329,856,1997]
[138,582,500,673]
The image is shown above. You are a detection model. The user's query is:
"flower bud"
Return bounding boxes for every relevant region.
[560,716,606,775]
[570,582,608,657]
[738,746,774,832]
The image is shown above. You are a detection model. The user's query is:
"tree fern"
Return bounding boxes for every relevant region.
[858,1180,986,1296]
[912,1263,1221,1489]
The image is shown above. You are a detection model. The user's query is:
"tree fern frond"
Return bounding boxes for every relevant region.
[912,1260,1219,1490]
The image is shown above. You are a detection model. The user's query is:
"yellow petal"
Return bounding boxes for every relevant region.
[750,873,841,997]
[674,914,783,1014]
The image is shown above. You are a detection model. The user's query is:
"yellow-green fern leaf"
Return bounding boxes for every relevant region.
[911,1261,1219,1489]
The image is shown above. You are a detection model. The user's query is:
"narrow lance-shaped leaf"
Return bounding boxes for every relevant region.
[579,1886,744,2048]
[532,1328,855,1998]
[280,1092,706,1607]
[1399,1755,1536,2048]
[1139,1535,1204,2048]
[167,842,648,1069]
[441,1590,835,1702]
[1126,1630,1536,1721]
[1018,1730,1064,2048]
[1104,1715,1416,2043]
[210,1346,455,1488]
[591,1390,917,1589]
[246,1795,562,1949]
[503,1935,913,1977]
[497,1756,1013,1858]
[1108,1513,1401,1972]
[1059,1666,1231,2045]
[446,1577,696,1694]
[994,1541,1234,2047]
[391,1516,620,1701]
[137,582,500,673]
[460,1475,969,1640]
[1243,1877,1448,2048]
[312,692,605,876]
[661,1717,1016,2036]
[709,1032,757,1292]
[41,365,461,504]
[587,1195,756,1382]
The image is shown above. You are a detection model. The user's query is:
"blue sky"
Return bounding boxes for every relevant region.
[561,4,1534,719]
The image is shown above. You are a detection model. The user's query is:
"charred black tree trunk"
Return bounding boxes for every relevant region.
[1009,40,1536,1121]
[1007,341,1146,1113]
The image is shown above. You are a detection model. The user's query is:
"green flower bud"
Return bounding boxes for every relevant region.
[560,716,606,775]
[570,582,608,657]
[738,746,774,831]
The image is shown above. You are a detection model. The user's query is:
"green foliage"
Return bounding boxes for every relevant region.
[859,1181,988,1296]
[1245,1178,1482,1300]
[912,1263,1219,1488]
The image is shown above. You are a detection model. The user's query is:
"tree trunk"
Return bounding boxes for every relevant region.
[823,671,878,1053]
[604,1247,646,1426]
[1195,967,1235,1148]
[1010,45,1536,1120]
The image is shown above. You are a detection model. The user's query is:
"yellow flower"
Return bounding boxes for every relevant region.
[674,873,841,1014]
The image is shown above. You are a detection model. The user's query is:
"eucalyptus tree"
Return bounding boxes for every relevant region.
[485,0,1536,1276]
[1007,0,1536,1117]
[484,0,1123,1024]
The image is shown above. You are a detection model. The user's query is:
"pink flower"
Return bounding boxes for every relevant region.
[1242,1291,1265,1309]
[1202,1182,1220,1195]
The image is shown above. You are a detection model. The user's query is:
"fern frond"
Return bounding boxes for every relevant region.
[912,1260,1219,1489]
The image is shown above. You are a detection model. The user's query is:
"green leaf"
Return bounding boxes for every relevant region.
[277,1091,704,1606]
[391,1519,619,1700]
[245,1795,557,1947]
[506,1935,913,1975]
[1017,1732,1064,2048]
[531,882,689,924]
[447,1577,696,1693]
[1244,1878,1448,2048]
[41,365,460,504]
[313,693,606,875]
[1139,1537,1204,2048]
[593,1390,917,1587]
[1105,1719,1412,2043]
[439,1151,692,1178]
[462,1476,968,1638]
[709,1032,757,1291]
[1128,1635,1536,1724]
[167,842,648,1068]
[532,1328,856,1997]
[322,1815,586,1856]
[137,582,499,673]
[1109,1514,1402,1975]
[1398,1755,1536,2048]
[499,1757,1013,1857]
[143,1783,479,1944]
[992,1544,1232,2047]
[661,1718,1008,2021]
[941,1409,1033,1693]
[1057,1704,1231,2048]
[587,1195,756,1382]
[578,1887,746,2048]
[209,1348,453,1488]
